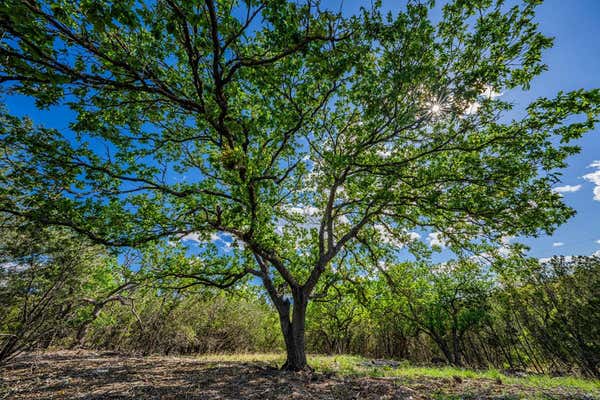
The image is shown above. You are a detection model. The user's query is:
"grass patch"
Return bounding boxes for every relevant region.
[194,353,600,393]
[311,354,600,392]
[194,352,285,364]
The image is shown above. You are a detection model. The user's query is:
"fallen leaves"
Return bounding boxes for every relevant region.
[0,351,596,400]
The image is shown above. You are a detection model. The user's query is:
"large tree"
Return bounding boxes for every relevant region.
[1,0,599,370]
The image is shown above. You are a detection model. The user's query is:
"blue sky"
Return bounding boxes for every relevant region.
[330,0,600,259]
[3,0,600,260]
[507,0,600,258]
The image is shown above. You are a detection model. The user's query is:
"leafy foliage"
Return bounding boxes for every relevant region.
[306,255,600,377]
[1,0,600,369]
[0,215,122,364]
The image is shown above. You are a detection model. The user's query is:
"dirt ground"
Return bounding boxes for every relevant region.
[0,351,597,399]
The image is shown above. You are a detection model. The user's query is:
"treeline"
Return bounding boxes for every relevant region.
[0,220,281,362]
[306,257,599,378]
[1,220,598,378]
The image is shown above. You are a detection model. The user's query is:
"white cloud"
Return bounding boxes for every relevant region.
[276,204,322,236]
[482,85,502,99]
[373,225,420,249]
[539,255,573,264]
[180,232,221,244]
[487,236,516,258]
[552,184,582,194]
[375,143,394,159]
[377,260,389,271]
[427,232,446,248]
[583,161,600,201]
[376,148,392,158]
[596,239,600,244]
[552,242,564,247]
[180,232,202,243]
[464,102,480,115]
[286,205,320,217]
[338,214,350,224]
[461,86,501,116]
[407,231,421,241]
[594,250,600,257]
[431,261,458,275]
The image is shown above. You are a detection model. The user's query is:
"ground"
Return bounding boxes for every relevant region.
[1,351,598,399]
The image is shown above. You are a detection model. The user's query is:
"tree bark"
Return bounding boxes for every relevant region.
[278,290,310,371]
[71,303,102,348]
[451,327,462,366]
[254,254,313,372]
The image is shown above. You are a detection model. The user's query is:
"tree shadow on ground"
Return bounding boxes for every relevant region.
[1,351,417,399]
[1,351,595,400]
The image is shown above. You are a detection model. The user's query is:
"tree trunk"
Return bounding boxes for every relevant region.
[71,303,102,349]
[451,328,462,366]
[278,291,309,371]
[438,341,453,365]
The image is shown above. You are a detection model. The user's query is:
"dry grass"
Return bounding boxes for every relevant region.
[1,351,598,399]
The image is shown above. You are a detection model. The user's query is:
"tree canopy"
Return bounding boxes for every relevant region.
[1,0,600,370]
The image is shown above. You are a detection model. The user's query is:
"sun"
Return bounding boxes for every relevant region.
[430,103,442,114]
[425,99,447,117]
